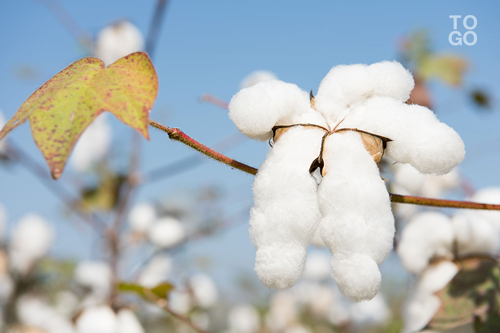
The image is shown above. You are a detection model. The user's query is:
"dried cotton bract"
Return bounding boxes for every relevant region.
[228,61,465,302]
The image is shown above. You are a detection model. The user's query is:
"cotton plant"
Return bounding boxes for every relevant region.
[94,20,144,66]
[228,61,465,302]
[76,305,144,333]
[226,304,261,333]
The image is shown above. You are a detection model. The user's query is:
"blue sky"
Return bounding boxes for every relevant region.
[1,0,499,294]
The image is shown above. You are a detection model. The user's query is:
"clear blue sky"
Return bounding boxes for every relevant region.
[1,0,499,294]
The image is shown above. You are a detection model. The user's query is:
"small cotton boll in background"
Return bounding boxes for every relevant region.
[452,213,500,258]
[147,217,185,248]
[189,273,218,308]
[10,214,54,274]
[469,187,500,227]
[393,163,426,195]
[391,183,418,221]
[74,261,112,295]
[54,291,79,317]
[70,113,111,173]
[128,203,157,234]
[16,295,76,333]
[191,312,210,330]
[168,290,192,315]
[240,70,278,89]
[349,293,390,328]
[403,261,459,333]
[76,305,117,333]
[137,255,172,288]
[228,304,260,333]
[265,291,298,332]
[397,212,454,274]
[117,309,145,333]
[303,251,331,281]
[94,20,144,66]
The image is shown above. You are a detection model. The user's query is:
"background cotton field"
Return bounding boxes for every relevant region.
[0,1,500,332]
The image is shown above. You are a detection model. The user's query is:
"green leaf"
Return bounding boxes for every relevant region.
[428,258,500,332]
[419,54,468,86]
[0,52,158,179]
[119,281,174,300]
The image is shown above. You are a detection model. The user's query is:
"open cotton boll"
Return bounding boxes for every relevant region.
[229,80,324,141]
[128,203,156,233]
[265,291,298,332]
[310,228,325,247]
[76,306,118,333]
[74,261,112,295]
[318,132,394,302]
[251,126,325,289]
[138,255,172,288]
[54,291,79,317]
[70,113,111,173]
[303,251,331,281]
[403,261,459,333]
[189,273,218,308]
[168,290,192,315]
[117,309,145,333]
[367,61,414,102]
[349,293,390,327]
[339,96,465,175]
[10,214,54,274]
[94,21,144,66]
[391,184,419,221]
[240,70,278,89]
[17,295,76,333]
[420,168,461,198]
[228,304,260,333]
[397,212,454,274]
[393,163,426,195]
[147,217,185,248]
[452,213,499,258]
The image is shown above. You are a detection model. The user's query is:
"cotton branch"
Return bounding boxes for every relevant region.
[148,119,500,211]
[154,298,212,333]
[199,94,229,110]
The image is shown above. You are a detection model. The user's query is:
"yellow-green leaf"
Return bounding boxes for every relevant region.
[0,52,158,179]
[419,54,468,86]
[119,281,174,300]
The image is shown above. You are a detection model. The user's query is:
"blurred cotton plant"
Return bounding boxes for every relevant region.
[94,20,144,66]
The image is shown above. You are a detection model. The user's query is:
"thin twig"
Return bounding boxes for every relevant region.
[148,119,500,211]
[155,298,212,333]
[145,0,169,57]
[199,94,229,110]
[5,142,107,233]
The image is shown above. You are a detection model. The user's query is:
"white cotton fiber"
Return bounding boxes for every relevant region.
[452,213,499,258]
[469,187,500,227]
[168,290,192,315]
[17,295,76,333]
[76,305,118,333]
[129,203,156,233]
[240,70,278,89]
[403,261,458,333]
[189,273,218,308]
[95,20,144,66]
[367,61,414,102]
[71,113,111,173]
[228,80,326,141]
[10,214,54,274]
[117,309,145,333]
[138,255,172,288]
[228,304,260,333]
[338,96,465,175]
[250,126,326,289]
[74,261,112,295]
[147,217,185,248]
[393,163,426,195]
[318,132,395,302]
[397,212,454,274]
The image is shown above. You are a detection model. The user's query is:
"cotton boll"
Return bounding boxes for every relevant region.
[129,203,156,234]
[403,261,459,333]
[70,113,111,173]
[391,184,419,220]
[10,214,54,274]
[17,295,76,333]
[117,309,145,333]
[393,163,426,195]
[250,127,325,289]
[265,291,298,332]
[240,70,278,89]
[76,306,118,333]
[94,21,144,66]
[420,168,461,198]
[138,255,172,288]
[469,187,500,227]
[189,273,218,308]
[367,61,414,102]
[315,64,375,124]
[54,291,79,317]
[318,132,395,302]
[169,290,192,315]
[349,293,390,327]
[452,213,499,258]
[148,217,185,248]
[338,96,465,175]
[397,212,454,274]
[310,228,325,247]
[228,304,260,333]
[303,251,330,281]
[74,261,112,295]
[229,80,324,141]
